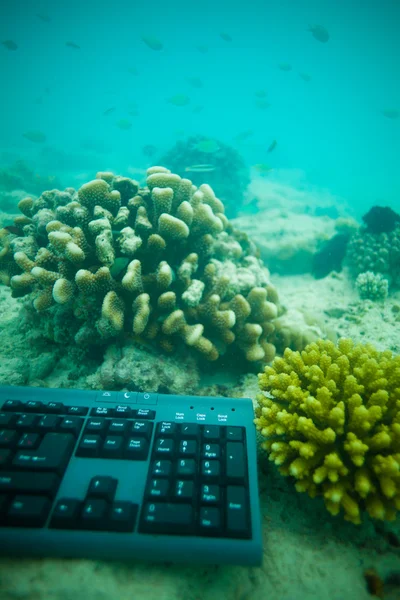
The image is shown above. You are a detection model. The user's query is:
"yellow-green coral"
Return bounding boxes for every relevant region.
[0,167,281,364]
[254,338,400,524]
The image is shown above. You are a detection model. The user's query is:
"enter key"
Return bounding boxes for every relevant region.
[12,433,75,474]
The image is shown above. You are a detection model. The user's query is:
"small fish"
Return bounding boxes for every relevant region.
[196,45,208,53]
[116,119,132,130]
[267,139,277,153]
[308,24,330,43]
[128,108,140,117]
[22,130,47,143]
[192,105,204,114]
[127,67,138,75]
[195,139,220,153]
[3,225,24,236]
[253,163,273,175]
[66,41,80,49]
[185,76,203,89]
[299,72,312,82]
[278,63,292,71]
[255,98,271,110]
[36,13,51,22]
[185,164,216,173]
[382,108,399,119]
[1,40,18,51]
[234,130,254,142]
[255,89,267,98]
[103,107,116,116]
[142,144,157,157]
[167,94,190,107]
[220,32,232,42]
[142,35,163,51]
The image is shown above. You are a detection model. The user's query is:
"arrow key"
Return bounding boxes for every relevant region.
[109,501,138,532]
[87,476,118,502]
[50,498,81,529]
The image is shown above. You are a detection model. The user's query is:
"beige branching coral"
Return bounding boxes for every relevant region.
[0,167,281,364]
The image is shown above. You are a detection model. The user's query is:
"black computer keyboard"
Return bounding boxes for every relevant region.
[0,385,262,566]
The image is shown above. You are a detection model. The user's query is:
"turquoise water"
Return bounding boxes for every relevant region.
[0,0,399,217]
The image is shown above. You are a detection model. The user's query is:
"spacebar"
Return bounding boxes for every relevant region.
[12,433,75,474]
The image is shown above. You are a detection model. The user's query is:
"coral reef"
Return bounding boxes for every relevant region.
[362,206,400,235]
[345,211,400,290]
[159,136,249,218]
[355,271,389,302]
[0,160,62,197]
[311,233,351,279]
[254,338,400,524]
[0,167,280,366]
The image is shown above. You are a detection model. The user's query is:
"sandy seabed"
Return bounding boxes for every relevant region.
[0,272,399,600]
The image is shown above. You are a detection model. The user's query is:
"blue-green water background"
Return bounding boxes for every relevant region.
[1,0,399,218]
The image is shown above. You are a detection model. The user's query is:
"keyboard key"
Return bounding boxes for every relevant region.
[102,436,123,458]
[174,480,194,501]
[12,433,75,474]
[38,415,61,431]
[226,486,250,538]
[146,478,169,499]
[108,502,138,532]
[0,413,16,427]
[131,421,153,439]
[0,429,18,448]
[226,426,243,442]
[154,438,174,456]
[151,459,171,477]
[59,417,83,436]
[24,401,44,413]
[17,433,40,449]
[67,406,88,416]
[137,392,158,405]
[15,414,38,431]
[114,405,132,417]
[176,458,196,477]
[0,471,59,496]
[179,423,200,437]
[0,449,12,467]
[179,439,197,456]
[0,494,8,516]
[85,418,108,434]
[125,438,149,460]
[116,391,137,404]
[50,498,81,529]
[46,402,65,414]
[140,502,194,534]
[76,435,101,457]
[87,476,117,502]
[199,507,221,535]
[90,406,114,417]
[108,419,129,434]
[156,422,177,436]
[201,484,220,504]
[95,391,119,403]
[1,400,23,412]
[226,442,246,482]
[80,498,108,530]
[133,408,155,420]
[203,425,221,441]
[7,495,51,527]
[202,443,219,459]
[201,460,220,479]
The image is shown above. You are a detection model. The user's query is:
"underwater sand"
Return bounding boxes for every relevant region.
[0,273,399,600]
